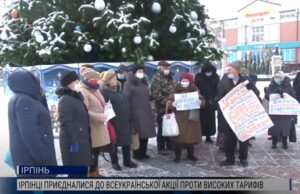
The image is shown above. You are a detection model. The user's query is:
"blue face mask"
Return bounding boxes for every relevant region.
[117,73,125,80]
[274,78,282,85]
[227,73,235,79]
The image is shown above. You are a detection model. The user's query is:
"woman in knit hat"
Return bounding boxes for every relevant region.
[123,65,156,160]
[56,70,92,177]
[165,72,205,163]
[100,69,137,170]
[79,66,111,177]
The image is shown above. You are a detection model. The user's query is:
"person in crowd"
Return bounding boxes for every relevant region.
[166,72,205,163]
[56,70,92,177]
[248,72,261,101]
[150,60,176,155]
[79,66,111,177]
[265,71,295,149]
[7,69,57,176]
[123,65,156,160]
[216,60,259,167]
[293,72,300,103]
[100,69,137,170]
[194,61,220,143]
[116,64,129,89]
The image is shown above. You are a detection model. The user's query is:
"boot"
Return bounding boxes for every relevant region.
[282,136,288,150]
[174,145,181,163]
[187,145,198,161]
[205,136,213,143]
[88,167,101,177]
[272,136,277,149]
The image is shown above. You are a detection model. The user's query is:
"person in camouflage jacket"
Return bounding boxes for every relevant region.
[150,60,176,155]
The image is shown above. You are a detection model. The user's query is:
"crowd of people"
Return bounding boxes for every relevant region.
[7,60,299,177]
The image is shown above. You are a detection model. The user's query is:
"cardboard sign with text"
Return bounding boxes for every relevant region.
[269,93,300,115]
[174,91,200,111]
[218,81,273,142]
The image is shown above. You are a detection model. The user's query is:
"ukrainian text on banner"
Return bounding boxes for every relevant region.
[174,91,200,111]
[269,93,300,115]
[218,81,273,142]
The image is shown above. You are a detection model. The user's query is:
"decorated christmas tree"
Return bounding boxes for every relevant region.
[0,0,222,66]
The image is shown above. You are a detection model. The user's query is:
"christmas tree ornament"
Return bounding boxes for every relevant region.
[151,2,161,14]
[35,34,44,43]
[152,30,159,38]
[94,0,105,11]
[0,31,8,40]
[11,9,18,18]
[169,25,177,33]
[122,47,126,53]
[74,26,82,33]
[133,35,142,44]
[190,11,198,20]
[147,55,154,61]
[84,43,92,52]
[199,28,205,36]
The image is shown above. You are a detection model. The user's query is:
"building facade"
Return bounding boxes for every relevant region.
[222,0,300,72]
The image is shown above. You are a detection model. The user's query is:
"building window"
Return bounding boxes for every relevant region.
[280,10,296,20]
[282,49,295,62]
[251,26,264,42]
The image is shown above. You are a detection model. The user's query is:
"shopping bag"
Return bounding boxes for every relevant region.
[5,149,14,169]
[162,113,179,136]
[131,133,140,150]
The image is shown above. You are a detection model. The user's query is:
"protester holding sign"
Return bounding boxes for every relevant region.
[100,70,137,171]
[79,66,111,177]
[165,72,205,163]
[216,60,259,167]
[265,71,295,149]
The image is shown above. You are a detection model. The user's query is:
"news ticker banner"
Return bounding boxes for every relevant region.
[16,179,291,191]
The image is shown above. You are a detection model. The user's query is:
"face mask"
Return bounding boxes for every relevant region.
[205,72,213,77]
[274,78,282,85]
[227,73,235,79]
[163,69,170,76]
[117,73,125,80]
[73,83,81,91]
[136,72,144,79]
[181,81,190,88]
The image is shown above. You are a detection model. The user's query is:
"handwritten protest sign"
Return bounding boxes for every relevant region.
[104,100,116,121]
[174,91,200,111]
[218,81,273,142]
[269,93,300,115]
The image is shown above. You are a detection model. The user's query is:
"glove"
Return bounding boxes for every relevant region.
[245,82,253,90]
[276,90,284,98]
[70,142,79,153]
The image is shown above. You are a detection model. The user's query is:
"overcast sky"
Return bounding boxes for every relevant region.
[200,0,300,20]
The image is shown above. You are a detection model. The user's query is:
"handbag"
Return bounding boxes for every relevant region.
[162,113,179,136]
[188,109,200,121]
[107,121,117,144]
[130,120,140,150]
[289,119,297,143]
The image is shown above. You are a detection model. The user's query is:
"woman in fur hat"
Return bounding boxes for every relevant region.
[79,66,111,177]
[166,72,205,163]
[100,69,137,171]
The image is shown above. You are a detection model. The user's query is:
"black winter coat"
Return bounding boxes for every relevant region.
[56,88,92,166]
[216,74,259,134]
[265,78,295,136]
[194,63,220,136]
[100,83,131,146]
[8,70,57,174]
[293,72,300,103]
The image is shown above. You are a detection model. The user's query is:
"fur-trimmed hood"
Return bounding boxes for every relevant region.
[174,83,199,93]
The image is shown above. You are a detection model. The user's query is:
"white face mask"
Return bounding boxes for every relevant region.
[163,69,170,76]
[181,81,190,88]
[136,72,144,79]
[205,72,213,77]
[73,83,81,91]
